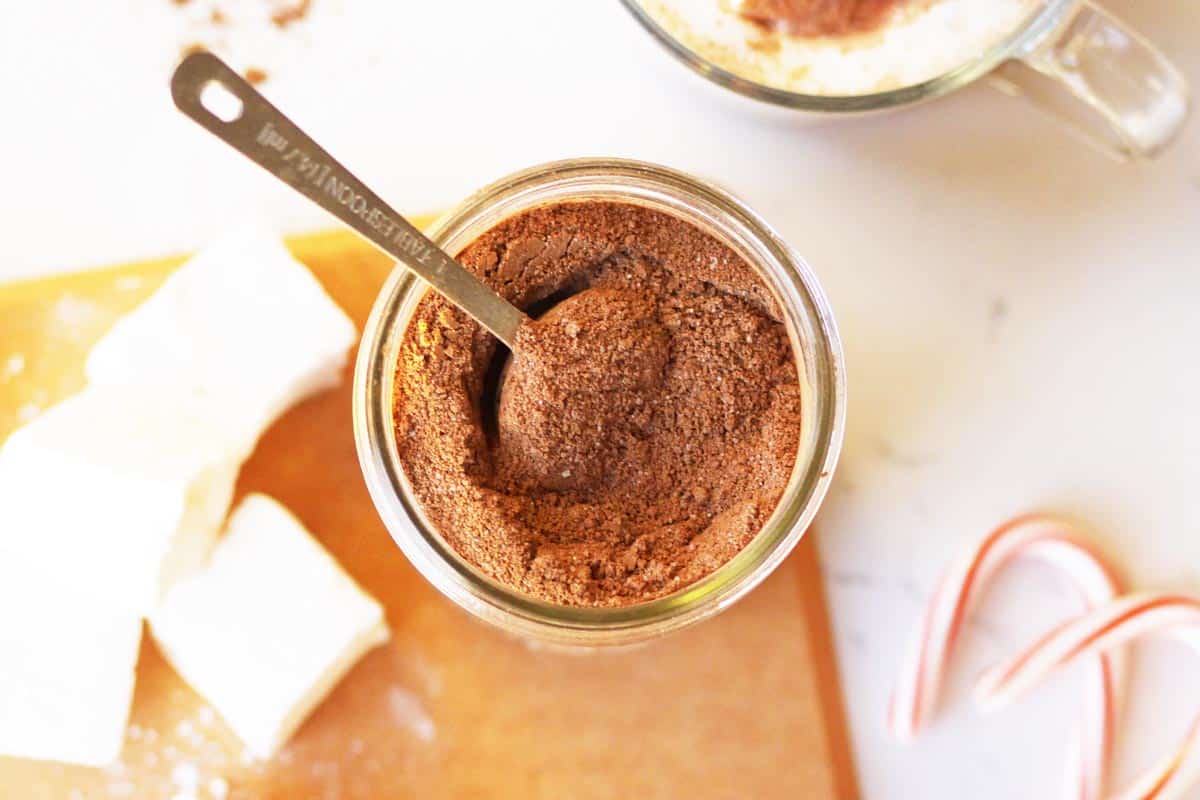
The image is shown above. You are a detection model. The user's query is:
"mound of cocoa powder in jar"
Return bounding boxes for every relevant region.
[393,202,801,606]
[497,288,672,494]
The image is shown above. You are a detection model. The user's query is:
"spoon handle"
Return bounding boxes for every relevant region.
[170,51,527,348]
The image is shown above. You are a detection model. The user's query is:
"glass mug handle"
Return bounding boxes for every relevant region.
[989,1,1190,160]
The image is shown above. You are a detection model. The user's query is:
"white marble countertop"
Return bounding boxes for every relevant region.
[2,1,1198,796]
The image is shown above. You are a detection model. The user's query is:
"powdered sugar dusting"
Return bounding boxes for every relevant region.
[387,687,436,742]
[170,762,200,795]
[52,295,105,330]
[95,711,235,799]
[108,780,135,797]
[2,354,25,380]
[13,388,50,423]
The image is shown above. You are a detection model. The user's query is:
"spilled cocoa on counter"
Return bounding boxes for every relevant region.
[393,202,802,606]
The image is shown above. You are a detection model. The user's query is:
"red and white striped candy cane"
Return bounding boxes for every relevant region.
[976,593,1200,800]
[889,514,1124,800]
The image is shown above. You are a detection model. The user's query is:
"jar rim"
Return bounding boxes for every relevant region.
[353,158,846,645]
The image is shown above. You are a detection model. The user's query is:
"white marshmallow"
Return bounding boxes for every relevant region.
[0,232,359,768]
[85,231,358,436]
[0,554,142,767]
[0,386,252,611]
[150,494,389,758]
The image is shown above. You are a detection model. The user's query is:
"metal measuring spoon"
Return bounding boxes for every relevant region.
[170,51,528,348]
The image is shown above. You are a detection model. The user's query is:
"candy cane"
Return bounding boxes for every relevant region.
[888,514,1124,800]
[1110,714,1200,800]
[976,593,1200,800]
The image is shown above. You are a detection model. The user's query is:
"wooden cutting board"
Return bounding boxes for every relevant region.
[0,229,858,800]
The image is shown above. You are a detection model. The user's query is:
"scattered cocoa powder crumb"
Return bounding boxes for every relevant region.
[270,0,313,28]
[244,67,268,85]
[182,42,206,57]
[393,202,802,607]
[170,0,310,65]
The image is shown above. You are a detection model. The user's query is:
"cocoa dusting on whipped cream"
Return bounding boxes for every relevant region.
[637,0,1037,95]
[739,0,906,37]
[393,202,802,607]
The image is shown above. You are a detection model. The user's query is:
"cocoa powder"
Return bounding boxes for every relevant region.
[393,202,801,606]
[740,0,906,37]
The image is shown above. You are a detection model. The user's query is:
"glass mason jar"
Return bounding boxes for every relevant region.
[620,0,1190,160]
[354,158,845,647]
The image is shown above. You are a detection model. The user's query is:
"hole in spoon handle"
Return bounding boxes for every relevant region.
[171,52,249,126]
[168,51,527,348]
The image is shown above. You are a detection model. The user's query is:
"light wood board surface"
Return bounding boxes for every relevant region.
[0,229,858,799]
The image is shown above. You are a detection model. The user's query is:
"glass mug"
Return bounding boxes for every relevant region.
[354,159,846,647]
[620,0,1190,160]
